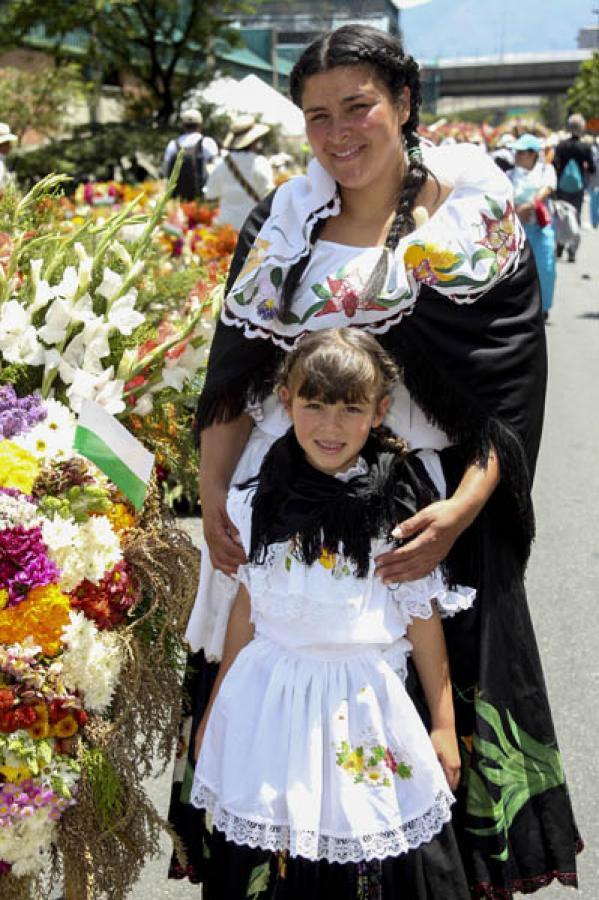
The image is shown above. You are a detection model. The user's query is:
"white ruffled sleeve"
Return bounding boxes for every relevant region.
[388,567,475,622]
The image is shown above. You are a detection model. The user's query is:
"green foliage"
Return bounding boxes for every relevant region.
[567,52,599,122]
[82,747,125,831]
[0,362,43,396]
[0,0,265,122]
[0,63,87,143]
[12,123,178,189]
[539,94,569,131]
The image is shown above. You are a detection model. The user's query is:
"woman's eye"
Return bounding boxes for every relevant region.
[350,103,368,112]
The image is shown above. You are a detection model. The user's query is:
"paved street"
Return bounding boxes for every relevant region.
[129,220,599,899]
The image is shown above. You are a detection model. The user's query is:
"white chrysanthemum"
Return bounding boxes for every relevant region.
[0,810,56,876]
[43,514,122,591]
[61,611,124,712]
[0,492,42,529]
[12,399,77,462]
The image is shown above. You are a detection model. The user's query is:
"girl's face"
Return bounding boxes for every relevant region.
[301,65,409,193]
[280,387,390,475]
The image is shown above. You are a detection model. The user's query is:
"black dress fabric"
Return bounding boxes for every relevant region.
[168,191,581,897]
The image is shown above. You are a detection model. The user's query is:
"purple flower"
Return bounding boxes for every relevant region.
[0,525,59,606]
[0,388,46,439]
[0,487,36,502]
[0,860,11,875]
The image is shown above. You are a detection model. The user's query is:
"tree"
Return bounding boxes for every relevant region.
[567,52,599,123]
[539,95,569,132]
[0,65,86,142]
[0,0,261,123]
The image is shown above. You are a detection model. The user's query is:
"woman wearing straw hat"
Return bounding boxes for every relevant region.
[205,115,274,230]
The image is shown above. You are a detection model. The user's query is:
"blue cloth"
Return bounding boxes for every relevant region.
[589,187,599,229]
[523,222,556,313]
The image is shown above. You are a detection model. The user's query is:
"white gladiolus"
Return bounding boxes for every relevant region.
[106,290,144,335]
[0,300,44,365]
[65,366,126,416]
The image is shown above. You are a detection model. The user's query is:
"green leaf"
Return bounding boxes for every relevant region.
[300,300,328,323]
[310,283,332,300]
[506,711,565,782]
[246,861,271,898]
[470,247,497,268]
[270,267,283,288]
[278,310,300,325]
[485,195,505,220]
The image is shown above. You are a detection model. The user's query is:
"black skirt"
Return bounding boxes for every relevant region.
[202,822,471,900]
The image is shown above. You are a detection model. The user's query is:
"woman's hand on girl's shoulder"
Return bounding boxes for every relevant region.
[374,499,465,583]
[430,726,461,791]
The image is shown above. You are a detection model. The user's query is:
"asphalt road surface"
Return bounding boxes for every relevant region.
[128,220,599,899]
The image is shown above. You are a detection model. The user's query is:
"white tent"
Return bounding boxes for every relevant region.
[194,75,305,138]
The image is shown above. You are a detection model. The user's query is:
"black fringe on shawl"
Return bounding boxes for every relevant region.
[243,429,438,579]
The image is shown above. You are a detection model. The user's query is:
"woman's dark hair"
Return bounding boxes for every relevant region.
[280,24,431,313]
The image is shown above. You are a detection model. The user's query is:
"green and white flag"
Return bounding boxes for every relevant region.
[73,400,155,511]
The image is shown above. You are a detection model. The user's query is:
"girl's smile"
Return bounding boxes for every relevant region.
[280,392,390,475]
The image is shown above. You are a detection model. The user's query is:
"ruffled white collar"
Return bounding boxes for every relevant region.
[222,143,524,349]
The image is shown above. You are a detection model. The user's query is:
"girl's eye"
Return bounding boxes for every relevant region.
[345,405,365,414]
[304,402,322,410]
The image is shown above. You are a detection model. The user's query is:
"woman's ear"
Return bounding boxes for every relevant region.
[372,394,391,427]
[399,86,411,128]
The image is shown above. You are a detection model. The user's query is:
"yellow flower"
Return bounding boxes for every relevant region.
[0,583,71,657]
[404,243,463,285]
[344,751,364,773]
[318,547,336,569]
[0,764,32,783]
[368,772,381,781]
[238,237,271,280]
[105,502,136,532]
[0,589,8,610]
[0,440,39,494]
[51,715,78,738]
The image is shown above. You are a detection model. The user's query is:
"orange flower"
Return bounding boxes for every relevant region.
[0,584,71,656]
[51,715,78,739]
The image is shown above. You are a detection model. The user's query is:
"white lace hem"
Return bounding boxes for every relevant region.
[191,781,454,863]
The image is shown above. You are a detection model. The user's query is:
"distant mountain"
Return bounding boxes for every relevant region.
[400,0,594,60]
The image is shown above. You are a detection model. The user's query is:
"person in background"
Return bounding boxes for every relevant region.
[204,116,275,230]
[0,123,18,190]
[163,109,218,201]
[509,133,556,321]
[553,113,595,261]
[586,135,599,229]
[491,132,515,173]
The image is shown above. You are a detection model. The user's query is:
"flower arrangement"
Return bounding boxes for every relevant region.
[0,159,228,507]
[0,387,199,899]
[0,163,206,898]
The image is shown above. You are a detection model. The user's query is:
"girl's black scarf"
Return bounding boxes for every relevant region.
[244,429,437,579]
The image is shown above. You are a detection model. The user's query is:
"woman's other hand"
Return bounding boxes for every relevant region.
[375,499,465,583]
[430,726,461,791]
[201,485,247,577]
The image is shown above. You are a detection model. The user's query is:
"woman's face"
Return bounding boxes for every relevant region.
[300,64,409,192]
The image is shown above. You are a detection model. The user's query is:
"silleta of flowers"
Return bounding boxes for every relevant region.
[0,385,199,898]
[0,167,205,899]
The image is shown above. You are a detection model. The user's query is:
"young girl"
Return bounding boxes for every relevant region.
[191,328,475,899]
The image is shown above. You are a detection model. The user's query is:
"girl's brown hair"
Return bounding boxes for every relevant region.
[279,328,399,406]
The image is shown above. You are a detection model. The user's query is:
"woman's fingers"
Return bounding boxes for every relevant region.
[205,508,247,574]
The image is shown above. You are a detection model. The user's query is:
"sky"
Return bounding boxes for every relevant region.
[400,0,598,60]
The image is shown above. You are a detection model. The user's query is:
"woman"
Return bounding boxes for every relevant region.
[509,133,556,321]
[204,116,274,230]
[171,24,580,898]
